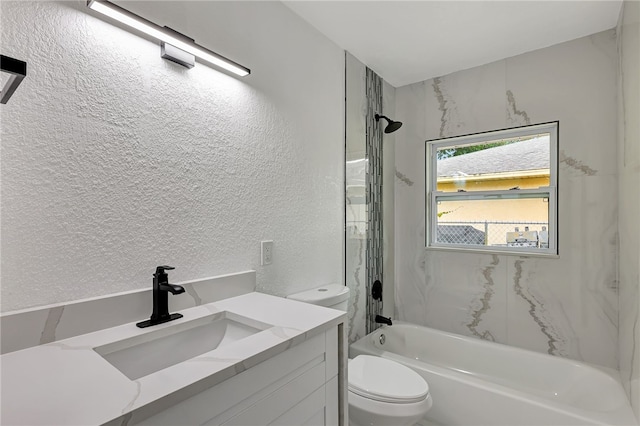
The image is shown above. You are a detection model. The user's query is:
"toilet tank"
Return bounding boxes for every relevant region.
[287,284,350,312]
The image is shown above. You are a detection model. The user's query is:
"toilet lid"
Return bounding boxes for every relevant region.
[348,355,429,404]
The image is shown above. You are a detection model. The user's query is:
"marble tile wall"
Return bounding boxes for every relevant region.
[617,0,640,417]
[395,30,620,368]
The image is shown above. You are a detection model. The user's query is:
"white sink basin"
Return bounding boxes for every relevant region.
[94,311,270,380]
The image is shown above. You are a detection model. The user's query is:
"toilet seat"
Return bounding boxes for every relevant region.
[348,355,429,404]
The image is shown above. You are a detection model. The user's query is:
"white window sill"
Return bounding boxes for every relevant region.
[425,244,560,259]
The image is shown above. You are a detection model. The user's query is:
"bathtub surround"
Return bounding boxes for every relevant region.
[616,0,640,418]
[0,1,344,312]
[395,30,619,368]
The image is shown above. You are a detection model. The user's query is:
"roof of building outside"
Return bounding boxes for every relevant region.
[437,136,550,177]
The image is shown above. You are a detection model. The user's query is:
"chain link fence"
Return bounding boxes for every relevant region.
[437,221,549,247]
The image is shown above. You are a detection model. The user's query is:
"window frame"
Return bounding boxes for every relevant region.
[425,121,559,257]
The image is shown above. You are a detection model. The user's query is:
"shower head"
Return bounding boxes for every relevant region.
[375,114,403,134]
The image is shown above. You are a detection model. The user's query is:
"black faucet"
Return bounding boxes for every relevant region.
[375,315,393,326]
[136,266,185,328]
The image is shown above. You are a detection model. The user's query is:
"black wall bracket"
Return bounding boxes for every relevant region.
[1,55,27,104]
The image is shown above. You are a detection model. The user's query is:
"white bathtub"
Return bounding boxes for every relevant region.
[350,322,638,426]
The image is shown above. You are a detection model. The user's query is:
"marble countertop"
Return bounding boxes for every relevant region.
[1,292,345,426]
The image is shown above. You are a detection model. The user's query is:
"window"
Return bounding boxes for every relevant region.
[426,122,558,256]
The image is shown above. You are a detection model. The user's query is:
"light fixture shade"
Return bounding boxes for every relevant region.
[87,0,250,77]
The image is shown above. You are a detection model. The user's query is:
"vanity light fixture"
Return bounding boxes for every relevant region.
[86,0,250,76]
[0,55,27,104]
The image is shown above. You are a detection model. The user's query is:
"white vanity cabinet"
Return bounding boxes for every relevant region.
[136,327,342,426]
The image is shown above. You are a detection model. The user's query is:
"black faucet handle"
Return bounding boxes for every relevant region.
[155,265,175,275]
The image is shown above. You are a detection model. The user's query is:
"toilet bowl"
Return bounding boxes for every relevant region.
[287,285,433,426]
[348,355,432,426]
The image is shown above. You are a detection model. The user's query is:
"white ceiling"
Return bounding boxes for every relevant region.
[283,1,623,87]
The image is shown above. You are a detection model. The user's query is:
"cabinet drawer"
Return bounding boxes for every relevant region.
[220,363,325,425]
[273,386,326,426]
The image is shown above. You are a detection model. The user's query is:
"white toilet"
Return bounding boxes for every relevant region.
[287,285,433,426]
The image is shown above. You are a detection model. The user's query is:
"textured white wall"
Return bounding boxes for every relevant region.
[395,30,620,368]
[617,0,640,417]
[0,1,344,312]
